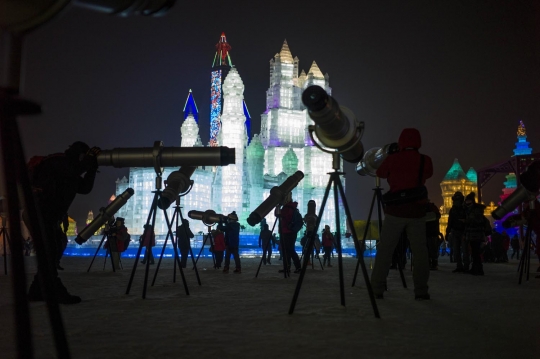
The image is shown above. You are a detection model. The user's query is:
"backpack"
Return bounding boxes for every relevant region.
[123,233,132,251]
[288,209,304,233]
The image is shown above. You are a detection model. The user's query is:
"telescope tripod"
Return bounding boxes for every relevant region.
[86,232,123,272]
[193,226,217,269]
[517,200,536,284]
[289,153,380,317]
[152,197,201,286]
[1,224,11,275]
[351,178,407,289]
[299,232,324,270]
[0,89,70,356]
[125,182,189,299]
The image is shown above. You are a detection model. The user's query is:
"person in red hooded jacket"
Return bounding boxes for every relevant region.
[277,192,303,273]
[370,128,433,300]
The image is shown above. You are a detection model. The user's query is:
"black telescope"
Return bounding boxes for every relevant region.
[158,166,196,210]
[188,210,233,226]
[356,143,399,176]
[492,161,540,220]
[247,171,304,227]
[97,144,235,169]
[302,86,364,163]
[75,188,134,244]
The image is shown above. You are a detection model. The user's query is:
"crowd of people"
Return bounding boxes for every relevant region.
[18,135,539,306]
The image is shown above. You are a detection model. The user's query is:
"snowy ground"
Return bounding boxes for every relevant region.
[1,254,539,359]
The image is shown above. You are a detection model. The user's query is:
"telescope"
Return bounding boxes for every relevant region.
[247,171,304,227]
[356,143,399,176]
[492,161,540,220]
[158,166,196,210]
[188,210,235,226]
[302,85,364,163]
[97,142,235,171]
[75,188,134,244]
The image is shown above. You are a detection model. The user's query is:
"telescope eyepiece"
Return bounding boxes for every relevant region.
[302,85,329,112]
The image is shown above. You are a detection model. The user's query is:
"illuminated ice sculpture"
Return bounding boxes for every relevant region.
[113,40,346,237]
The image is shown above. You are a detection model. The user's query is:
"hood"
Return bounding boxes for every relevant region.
[398,128,421,150]
[284,201,298,209]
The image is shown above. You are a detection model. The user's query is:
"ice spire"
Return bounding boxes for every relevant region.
[212,32,232,68]
[183,89,198,123]
[279,40,294,63]
[307,61,324,78]
[181,90,202,147]
[220,67,247,215]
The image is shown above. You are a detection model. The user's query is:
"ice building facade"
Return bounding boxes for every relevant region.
[114,37,346,237]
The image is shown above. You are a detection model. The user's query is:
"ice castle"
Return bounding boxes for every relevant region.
[113,35,346,236]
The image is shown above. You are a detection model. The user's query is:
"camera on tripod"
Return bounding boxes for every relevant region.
[188,210,236,227]
[356,143,399,177]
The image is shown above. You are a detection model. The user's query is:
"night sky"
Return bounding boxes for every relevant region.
[17,1,540,229]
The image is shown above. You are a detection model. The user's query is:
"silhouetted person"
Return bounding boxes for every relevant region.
[105,217,129,269]
[140,224,156,265]
[463,192,486,275]
[212,229,225,269]
[259,223,274,265]
[447,192,468,272]
[511,234,520,260]
[176,219,194,268]
[371,128,433,301]
[26,141,100,304]
[277,193,302,273]
[322,225,335,267]
[218,211,241,273]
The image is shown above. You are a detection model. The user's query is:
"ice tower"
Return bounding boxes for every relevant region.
[219,68,248,217]
[210,33,232,147]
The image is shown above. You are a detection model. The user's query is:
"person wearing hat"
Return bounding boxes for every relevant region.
[26,141,100,304]
[446,191,468,272]
[140,224,156,265]
[218,211,241,273]
[463,192,487,275]
[176,219,194,268]
[370,128,433,301]
[105,217,129,269]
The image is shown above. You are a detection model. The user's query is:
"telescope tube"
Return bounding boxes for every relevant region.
[302,86,364,163]
[247,171,304,226]
[158,166,196,209]
[356,143,399,177]
[97,146,235,168]
[75,188,134,244]
[188,210,229,226]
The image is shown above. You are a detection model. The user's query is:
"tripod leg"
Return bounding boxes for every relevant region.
[352,189,377,287]
[162,209,189,295]
[178,210,201,285]
[289,175,332,314]
[151,225,171,286]
[336,178,380,318]
[87,234,107,272]
[255,215,278,278]
[527,225,533,282]
[1,90,71,358]
[193,235,208,268]
[333,175,346,307]
[2,229,7,275]
[209,234,217,268]
[126,193,158,296]
[256,237,272,278]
